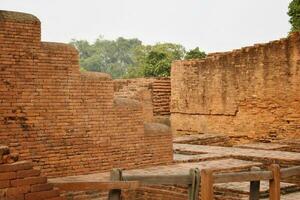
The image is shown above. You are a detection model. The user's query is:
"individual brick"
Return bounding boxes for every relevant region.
[0,161,33,173]
[0,180,10,188]
[17,169,40,179]
[6,185,31,196]
[30,183,53,192]
[11,177,47,187]
[25,189,59,200]
[0,171,16,180]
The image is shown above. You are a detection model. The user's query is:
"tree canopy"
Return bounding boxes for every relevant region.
[70,37,206,78]
[184,47,206,60]
[288,0,300,32]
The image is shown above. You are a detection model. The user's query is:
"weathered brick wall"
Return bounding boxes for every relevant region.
[114,78,156,123]
[0,146,64,200]
[171,33,300,138]
[0,10,173,178]
[152,78,171,116]
[114,77,171,122]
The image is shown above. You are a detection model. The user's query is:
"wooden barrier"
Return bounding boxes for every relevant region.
[51,165,300,200]
[201,165,300,200]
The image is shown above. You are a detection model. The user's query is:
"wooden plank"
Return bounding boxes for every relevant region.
[269,164,280,200]
[53,181,140,191]
[201,169,214,200]
[108,169,122,200]
[123,174,192,185]
[249,167,261,200]
[214,170,272,184]
[281,166,300,179]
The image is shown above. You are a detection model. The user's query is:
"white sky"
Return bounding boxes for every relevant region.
[1,0,292,53]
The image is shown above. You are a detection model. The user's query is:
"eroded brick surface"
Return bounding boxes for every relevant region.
[171,32,300,139]
[0,145,64,200]
[0,10,173,179]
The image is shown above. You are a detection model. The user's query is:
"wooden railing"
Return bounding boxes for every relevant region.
[201,164,300,200]
[51,165,300,200]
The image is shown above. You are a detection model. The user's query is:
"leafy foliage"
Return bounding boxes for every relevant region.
[184,47,206,60]
[288,0,300,32]
[70,37,205,78]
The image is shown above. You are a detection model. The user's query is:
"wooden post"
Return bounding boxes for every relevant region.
[188,169,195,200]
[201,169,214,200]
[249,167,261,200]
[188,168,200,200]
[194,168,200,200]
[108,169,122,200]
[269,164,280,200]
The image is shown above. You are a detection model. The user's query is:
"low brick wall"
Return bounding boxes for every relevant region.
[0,146,64,200]
[114,77,171,122]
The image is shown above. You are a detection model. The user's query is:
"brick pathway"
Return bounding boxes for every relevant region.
[173,153,230,162]
[261,192,300,200]
[174,144,300,164]
[235,143,289,150]
[215,181,299,195]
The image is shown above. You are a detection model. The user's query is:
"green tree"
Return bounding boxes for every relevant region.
[71,37,205,78]
[140,43,186,77]
[288,0,300,32]
[70,37,142,78]
[185,47,206,60]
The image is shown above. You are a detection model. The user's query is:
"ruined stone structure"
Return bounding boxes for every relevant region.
[1,9,300,200]
[0,145,64,200]
[171,33,300,139]
[0,10,173,181]
[114,77,171,124]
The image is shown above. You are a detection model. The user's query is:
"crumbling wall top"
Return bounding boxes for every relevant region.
[0,10,40,24]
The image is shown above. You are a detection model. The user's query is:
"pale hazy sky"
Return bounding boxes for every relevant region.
[1,0,292,53]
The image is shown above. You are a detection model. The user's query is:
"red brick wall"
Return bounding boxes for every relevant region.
[114,77,171,120]
[0,10,173,178]
[171,33,300,138]
[0,146,64,200]
[152,78,171,116]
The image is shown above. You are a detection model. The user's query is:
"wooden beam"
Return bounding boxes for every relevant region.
[214,170,272,183]
[123,174,192,185]
[201,169,214,200]
[281,166,300,179]
[269,164,280,200]
[52,181,140,191]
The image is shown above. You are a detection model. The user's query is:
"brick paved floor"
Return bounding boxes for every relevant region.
[174,144,300,164]
[173,153,230,163]
[235,143,289,150]
[215,181,300,195]
[261,192,300,200]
